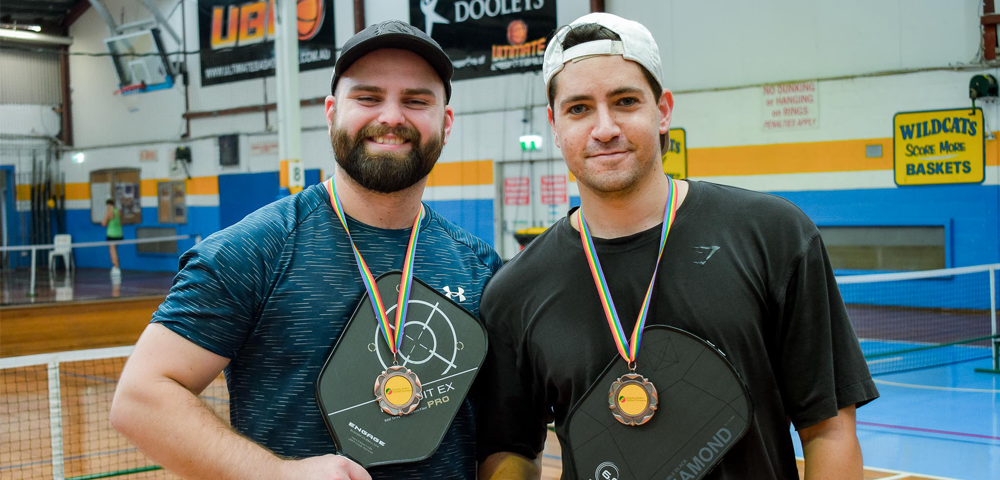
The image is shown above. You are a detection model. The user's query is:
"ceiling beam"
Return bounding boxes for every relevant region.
[63,0,91,29]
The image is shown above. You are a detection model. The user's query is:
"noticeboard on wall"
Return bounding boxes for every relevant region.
[893,108,984,186]
[90,169,141,224]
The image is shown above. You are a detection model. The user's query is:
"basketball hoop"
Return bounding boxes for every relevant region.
[113,83,146,113]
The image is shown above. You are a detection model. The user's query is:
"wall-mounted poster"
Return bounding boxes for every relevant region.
[410,0,556,80]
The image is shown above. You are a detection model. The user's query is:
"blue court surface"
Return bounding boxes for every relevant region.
[793,354,1000,480]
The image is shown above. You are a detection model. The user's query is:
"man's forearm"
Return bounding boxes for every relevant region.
[802,436,862,479]
[111,377,284,480]
[799,406,863,480]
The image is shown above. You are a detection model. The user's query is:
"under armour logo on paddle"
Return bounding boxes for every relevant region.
[443,286,466,302]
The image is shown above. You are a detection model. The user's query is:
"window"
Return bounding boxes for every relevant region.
[90,169,141,224]
[157,180,187,224]
[819,226,945,272]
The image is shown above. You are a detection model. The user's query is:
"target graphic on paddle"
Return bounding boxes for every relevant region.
[371,299,463,376]
[315,272,487,467]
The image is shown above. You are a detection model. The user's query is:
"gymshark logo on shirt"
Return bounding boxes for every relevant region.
[443,286,466,302]
[420,0,450,37]
[693,246,720,265]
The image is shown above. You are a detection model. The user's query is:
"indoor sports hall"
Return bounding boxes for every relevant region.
[1,1,998,479]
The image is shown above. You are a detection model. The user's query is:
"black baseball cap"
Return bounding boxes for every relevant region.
[331,20,453,103]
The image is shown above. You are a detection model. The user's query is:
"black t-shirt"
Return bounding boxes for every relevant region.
[476,180,879,479]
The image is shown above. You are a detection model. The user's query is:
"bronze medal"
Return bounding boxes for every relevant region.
[374,365,423,416]
[608,372,658,426]
[578,178,679,426]
[326,179,428,417]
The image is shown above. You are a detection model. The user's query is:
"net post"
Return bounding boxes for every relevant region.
[48,361,65,480]
[28,246,37,297]
[976,266,1000,374]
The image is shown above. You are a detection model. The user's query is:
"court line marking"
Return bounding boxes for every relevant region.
[874,378,1000,394]
[857,421,1000,441]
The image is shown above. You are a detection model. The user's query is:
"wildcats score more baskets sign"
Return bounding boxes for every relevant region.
[410,0,556,80]
[893,108,985,186]
[198,0,335,86]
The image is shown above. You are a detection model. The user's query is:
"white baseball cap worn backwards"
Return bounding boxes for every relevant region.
[542,12,663,89]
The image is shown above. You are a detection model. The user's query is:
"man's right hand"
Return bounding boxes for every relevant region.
[281,455,371,480]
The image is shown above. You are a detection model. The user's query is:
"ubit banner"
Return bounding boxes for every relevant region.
[410,0,556,80]
[198,0,335,86]
[893,108,984,186]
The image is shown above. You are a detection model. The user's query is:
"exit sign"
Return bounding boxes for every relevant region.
[520,135,542,151]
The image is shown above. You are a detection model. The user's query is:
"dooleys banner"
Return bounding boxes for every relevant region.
[894,108,984,186]
[662,128,687,179]
[198,0,335,86]
[410,0,556,80]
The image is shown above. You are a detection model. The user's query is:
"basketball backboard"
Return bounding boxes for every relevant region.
[104,28,174,94]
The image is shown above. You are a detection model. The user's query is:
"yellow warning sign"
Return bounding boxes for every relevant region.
[662,128,687,179]
[894,108,984,186]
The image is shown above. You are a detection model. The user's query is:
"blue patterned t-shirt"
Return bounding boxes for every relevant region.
[152,182,502,479]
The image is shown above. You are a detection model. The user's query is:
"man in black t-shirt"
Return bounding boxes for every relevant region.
[475,13,878,480]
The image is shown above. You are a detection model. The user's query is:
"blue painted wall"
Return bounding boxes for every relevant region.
[56,173,1000,297]
[218,169,321,229]
[777,186,1000,310]
[424,198,495,247]
[0,165,23,268]
[67,206,215,271]
[775,185,1000,269]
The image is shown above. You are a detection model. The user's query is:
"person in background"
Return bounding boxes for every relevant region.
[101,198,122,276]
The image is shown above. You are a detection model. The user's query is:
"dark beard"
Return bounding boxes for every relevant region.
[331,122,444,194]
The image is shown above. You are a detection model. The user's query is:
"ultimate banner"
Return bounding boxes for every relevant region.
[198,0,335,86]
[409,0,557,81]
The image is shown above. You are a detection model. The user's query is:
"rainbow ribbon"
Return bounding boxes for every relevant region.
[326,179,425,354]
[578,178,678,364]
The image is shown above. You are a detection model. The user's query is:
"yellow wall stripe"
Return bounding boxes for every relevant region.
[688,134,999,177]
[426,160,493,187]
[139,179,158,197]
[53,176,221,201]
[689,138,893,177]
[186,176,219,195]
[65,183,89,201]
[10,139,998,205]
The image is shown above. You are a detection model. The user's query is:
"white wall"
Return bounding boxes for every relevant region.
[609,0,982,92]
[47,0,993,189]
[0,105,62,139]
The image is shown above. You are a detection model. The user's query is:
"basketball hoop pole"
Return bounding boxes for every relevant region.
[275,0,303,196]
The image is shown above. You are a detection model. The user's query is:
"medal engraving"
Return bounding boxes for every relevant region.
[374,365,423,416]
[608,372,658,426]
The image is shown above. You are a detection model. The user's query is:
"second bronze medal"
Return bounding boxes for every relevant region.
[578,178,679,427]
[608,372,658,426]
